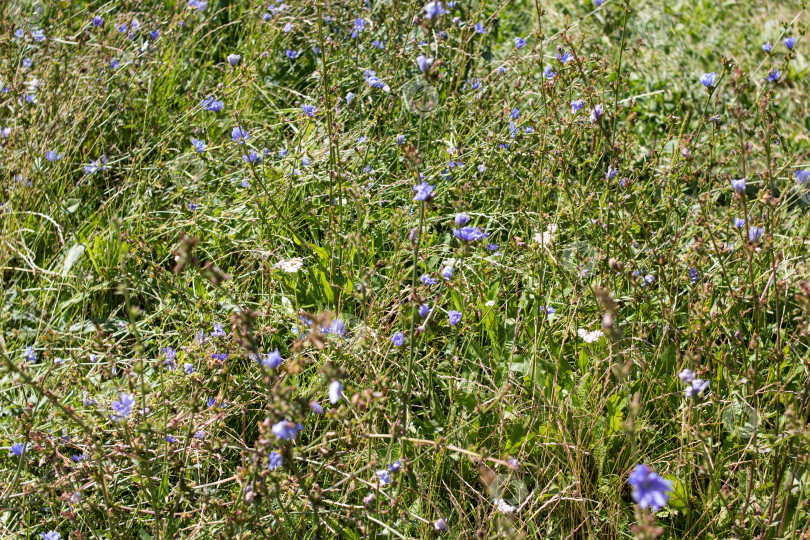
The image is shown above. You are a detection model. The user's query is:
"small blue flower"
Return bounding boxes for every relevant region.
[448,310,462,326]
[442,266,453,281]
[272,420,303,440]
[346,92,355,104]
[570,99,585,114]
[699,72,717,88]
[475,22,486,33]
[796,170,810,184]
[413,181,434,201]
[730,178,746,193]
[416,55,433,72]
[762,42,772,53]
[207,397,216,407]
[109,58,120,69]
[201,97,224,112]
[767,69,781,83]
[191,139,206,153]
[184,363,194,374]
[543,65,556,79]
[231,126,249,144]
[453,226,487,242]
[42,532,62,540]
[166,435,177,443]
[149,29,160,39]
[285,49,298,59]
[25,346,36,363]
[14,28,24,39]
[749,226,763,242]
[302,104,316,116]
[45,151,63,162]
[455,212,470,226]
[10,443,27,457]
[589,104,603,123]
[22,59,33,68]
[211,322,226,338]
[423,1,446,20]
[388,460,402,472]
[376,469,391,485]
[784,37,796,50]
[227,54,241,66]
[685,378,709,398]
[329,380,343,404]
[515,37,526,48]
[392,332,405,346]
[420,274,437,285]
[309,401,324,414]
[261,349,283,369]
[556,49,573,63]
[418,304,431,318]
[243,151,263,165]
[734,218,745,229]
[189,202,199,211]
[606,166,617,180]
[627,464,673,511]
[268,451,283,470]
[112,393,135,419]
[688,268,699,283]
[92,16,104,27]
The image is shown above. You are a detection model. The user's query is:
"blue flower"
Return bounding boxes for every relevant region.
[556,49,573,63]
[749,226,763,242]
[434,519,448,532]
[262,349,283,369]
[184,363,194,374]
[149,29,160,39]
[165,435,177,443]
[413,181,434,201]
[10,443,27,457]
[84,156,108,175]
[418,304,431,318]
[309,401,324,414]
[784,37,796,50]
[453,226,487,242]
[416,55,433,72]
[42,532,62,540]
[211,322,226,337]
[191,139,206,153]
[346,92,355,104]
[420,274,437,285]
[14,29,24,39]
[231,126,249,144]
[570,99,585,114]
[189,202,199,211]
[207,397,216,407]
[272,420,303,440]
[541,306,556,315]
[730,178,746,193]
[243,151,263,164]
[22,59,33,68]
[227,54,241,66]
[762,42,772,52]
[796,170,810,184]
[606,166,617,180]
[515,37,526,49]
[268,451,283,470]
[455,212,470,226]
[543,65,556,79]
[475,22,486,34]
[364,70,386,89]
[188,0,208,11]
[283,23,293,32]
[389,460,402,472]
[448,310,462,326]
[109,58,120,69]
[285,49,299,59]
[767,69,781,83]
[201,97,224,112]
[699,72,717,88]
[376,469,391,484]
[734,218,745,229]
[392,332,405,346]
[589,104,603,123]
[442,266,453,281]
[302,104,316,116]
[117,23,128,33]
[92,16,104,27]
[112,393,135,419]
[628,464,673,511]
[685,378,709,398]
[423,1,446,20]
[689,268,699,283]
[329,380,343,404]
[372,39,385,49]
[323,318,347,337]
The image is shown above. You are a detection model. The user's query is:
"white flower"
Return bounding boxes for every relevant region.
[484,300,495,307]
[534,223,557,248]
[577,328,604,343]
[494,498,517,514]
[274,257,304,273]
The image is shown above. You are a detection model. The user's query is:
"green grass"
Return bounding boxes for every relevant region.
[2,0,810,538]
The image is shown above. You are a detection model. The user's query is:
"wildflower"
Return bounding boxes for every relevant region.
[363,493,376,506]
[231,126,249,144]
[109,58,120,69]
[184,363,194,374]
[453,226,487,242]
[189,202,199,211]
[421,274,437,285]
[685,378,709,398]
[211,322,226,338]
[416,55,433,72]
[515,37,526,48]
[577,328,604,343]
[165,435,177,443]
[202,97,224,112]
[475,22,486,33]
[389,460,402,472]
[92,16,104,27]
[699,72,717,88]
[784,37,796,50]
[323,318,347,337]
[418,304,431,319]
[543,65,556,79]
[688,267,699,283]
[644,274,655,285]
[767,69,781,83]
[730,178,746,193]
[266,451,283,471]
[82,392,96,406]
[448,310,462,326]
[283,23,292,32]
[413,181,435,201]
[627,464,673,511]
[507,458,519,471]
[510,107,520,119]
[117,23,128,33]
[10,443,27,457]
[309,401,324,414]
[25,346,36,363]
[434,518,448,532]
[272,420,303,440]
[243,151,263,164]
[191,139,206,153]
[14,29,24,39]
[371,39,385,49]
[478,164,486,173]
[556,49,573,63]
[455,212,470,226]
[274,257,304,273]
[162,347,177,369]
[467,78,481,90]
[22,59,33,68]
[227,54,241,66]
[302,104,316,116]
[112,393,135,419]
[606,166,617,180]
[423,1,446,19]
[589,104,603,123]
[194,430,206,439]
[734,218,745,229]
[32,29,45,41]
[749,226,763,242]
[376,469,391,485]
[442,266,454,280]
[796,170,810,184]
[84,156,108,175]
[541,306,556,315]
[762,42,771,52]
[329,380,343,404]
[261,349,283,369]
[42,532,62,540]
[149,29,160,39]
[1,127,10,138]
[397,134,405,145]
[346,92,355,104]
[392,332,405,346]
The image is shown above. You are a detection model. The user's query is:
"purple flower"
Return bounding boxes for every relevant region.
[243,151,263,164]
[749,226,763,242]
[556,49,573,63]
[194,430,205,439]
[189,202,199,211]
[796,170,810,184]
[734,218,745,229]
[685,378,709,398]
[211,322,226,338]
[423,1,446,20]
[475,22,486,34]
[454,212,470,226]
[392,332,405,346]
[389,460,402,472]
[762,42,772,52]
[112,393,135,419]
[191,139,206,153]
[302,104,316,116]
[589,104,603,123]
[184,363,194,374]
[231,126,250,144]
[418,304,431,318]
[227,54,241,66]
[84,156,108,175]
[767,69,781,83]
[262,349,283,369]
[699,72,717,88]
[25,346,36,362]
[149,29,160,39]
[570,99,585,114]
[14,29,24,39]
[453,226,487,242]
[678,368,694,383]
[784,37,796,50]
[606,166,617,180]
[420,274,437,285]
[416,55,433,72]
[42,532,62,540]
[22,59,33,68]
[329,380,343,404]
[201,97,223,112]
[627,464,673,511]
[730,178,746,193]
[434,518,448,532]
[346,92,355,104]
[543,65,556,79]
[272,420,304,440]
[413,181,434,201]
[376,469,391,484]
[442,266,453,281]
[10,443,27,457]
[285,49,299,59]
[448,310,462,326]
[268,451,283,470]
[515,37,526,48]
[309,401,324,414]
[92,16,104,27]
